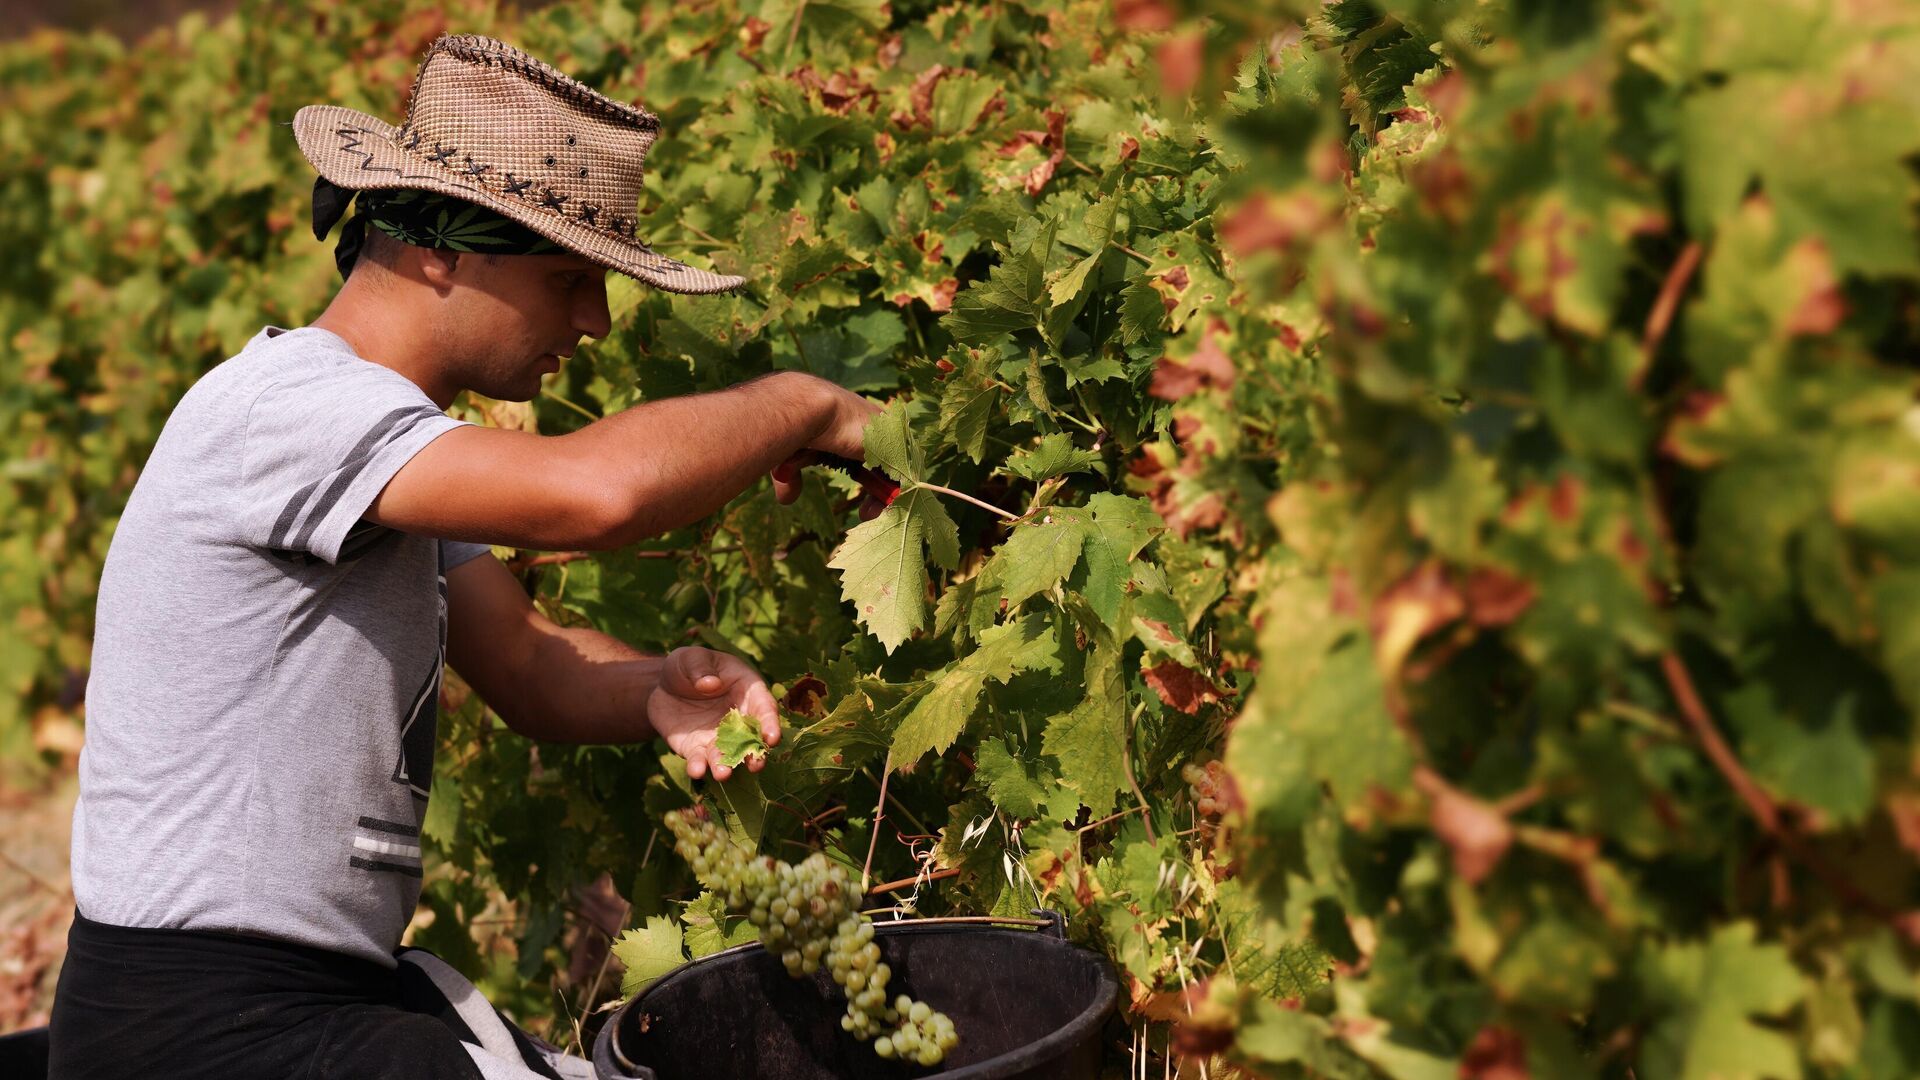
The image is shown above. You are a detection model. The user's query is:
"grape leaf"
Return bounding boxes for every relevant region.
[944,218,1056,345]
[1217,878,1330,1000]
[945,245,1046,344]
[994,507,1092,609]
[682,891,760,958]
[713,708,770,769]
[936,351,998,464]
[860,397,926,482]
[1118,278,1166,346]
[829,487,960,652]
[972,736,1058,819]
[1637,922,1806,1080]
[1005,433,1103,482]
[890,614,1059,764]
[1080,494,1167,625]
[1043,639,1128,817]
[614,915,686,997]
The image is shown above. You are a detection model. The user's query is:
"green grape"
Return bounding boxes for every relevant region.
[665,806,958,1066]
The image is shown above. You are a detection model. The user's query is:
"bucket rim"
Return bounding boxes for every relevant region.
[598,914,1120,1080]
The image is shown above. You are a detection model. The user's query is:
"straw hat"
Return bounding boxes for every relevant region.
[291,33,744,295]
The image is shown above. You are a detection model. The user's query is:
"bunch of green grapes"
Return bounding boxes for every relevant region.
[664,806,960,1067]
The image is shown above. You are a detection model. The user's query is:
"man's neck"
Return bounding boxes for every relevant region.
[309,290,461,411]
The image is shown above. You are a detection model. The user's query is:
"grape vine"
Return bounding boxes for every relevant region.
[8,0,1920,1076]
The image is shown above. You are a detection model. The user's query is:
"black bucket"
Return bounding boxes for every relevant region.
[592,911,1120,1080]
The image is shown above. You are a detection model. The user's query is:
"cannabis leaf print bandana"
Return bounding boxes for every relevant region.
[315,178,560,280]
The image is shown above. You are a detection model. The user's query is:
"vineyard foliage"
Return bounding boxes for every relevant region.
[5,0,1920,1075]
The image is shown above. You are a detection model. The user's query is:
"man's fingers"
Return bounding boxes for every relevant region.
[665,647,729,698]
[771,450,814,505]
[772,450,813,483]
[742,682,781,745]
[685,753,708,781]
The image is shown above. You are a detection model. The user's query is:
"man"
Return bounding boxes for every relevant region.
[48,33,877,1080]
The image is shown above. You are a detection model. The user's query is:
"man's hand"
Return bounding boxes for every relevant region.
[647,647,781,781]
[771,381,883,505]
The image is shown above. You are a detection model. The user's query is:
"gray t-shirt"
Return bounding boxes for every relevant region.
[72,324,494,968]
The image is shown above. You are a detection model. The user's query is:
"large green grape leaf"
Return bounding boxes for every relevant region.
[890,614,1059,765]
[972,736,1059,819]
[945,238,1047,345]
[614,916,687,997]
[1004,433,1103,483]
[993,507,1092,610]
[1042,639,1128,817]
[1637,923,1806,1080]
[1080,494,1167,626]
[1216,878,1331,1001]
[828,487,959,652]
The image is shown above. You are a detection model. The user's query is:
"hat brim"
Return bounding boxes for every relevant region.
[291,104,746,296]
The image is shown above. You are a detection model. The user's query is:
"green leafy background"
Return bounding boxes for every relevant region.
[5,0,1920,1075]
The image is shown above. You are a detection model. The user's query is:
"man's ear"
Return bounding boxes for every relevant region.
[416,246,463,291]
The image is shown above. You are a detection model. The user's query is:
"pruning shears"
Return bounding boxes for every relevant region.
[811,453,902,510]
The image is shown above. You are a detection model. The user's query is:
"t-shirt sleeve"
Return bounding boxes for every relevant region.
[236,365,471,565]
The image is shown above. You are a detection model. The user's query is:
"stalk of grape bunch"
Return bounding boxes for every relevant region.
[664,806,959,1066]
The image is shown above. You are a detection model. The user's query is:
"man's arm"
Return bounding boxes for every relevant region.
[367,371,874,550]
[446,553,779,778]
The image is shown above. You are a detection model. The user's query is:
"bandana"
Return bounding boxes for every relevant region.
[312,176,562,281]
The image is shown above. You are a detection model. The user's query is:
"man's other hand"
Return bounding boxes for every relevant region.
[647,647,781,781]
[771,380,882,505]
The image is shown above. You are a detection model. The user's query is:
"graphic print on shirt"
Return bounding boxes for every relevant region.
[391,567,449,802]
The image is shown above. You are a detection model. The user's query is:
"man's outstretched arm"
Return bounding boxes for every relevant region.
[366,371,875,551]
[445,552,779,779]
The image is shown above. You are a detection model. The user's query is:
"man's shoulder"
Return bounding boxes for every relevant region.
[186,325,417,421]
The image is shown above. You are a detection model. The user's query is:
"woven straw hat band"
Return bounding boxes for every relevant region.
[396,45,656,244]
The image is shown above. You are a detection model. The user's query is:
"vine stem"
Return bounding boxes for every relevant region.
[539,386,600,423]
[1635,240,1704,387]
[1056,409,1102,435]
[866,866,961,896]
[914,481,1020,522]
[861,751,892,892]
[1662,651,1919,941]
[1659,652,1780,833]
[681,222,726,249]
[1076,803,1148,834]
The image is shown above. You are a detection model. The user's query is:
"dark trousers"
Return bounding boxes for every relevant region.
[48,908,493,1080]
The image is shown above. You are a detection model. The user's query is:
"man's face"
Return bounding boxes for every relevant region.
[439,250,613,402]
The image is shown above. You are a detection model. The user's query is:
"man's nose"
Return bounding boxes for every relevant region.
[574,278,612,341]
